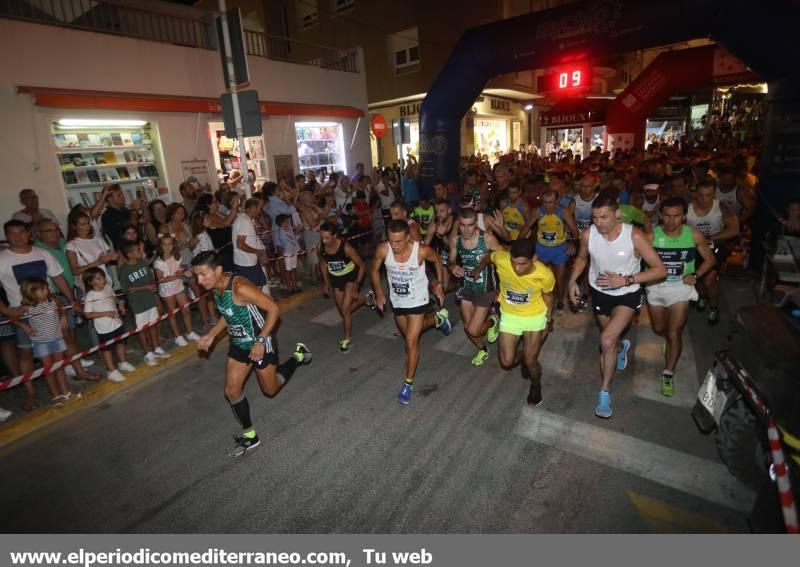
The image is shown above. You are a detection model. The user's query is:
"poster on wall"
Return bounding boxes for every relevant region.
[273,154,296,184]
[181,160,211,187]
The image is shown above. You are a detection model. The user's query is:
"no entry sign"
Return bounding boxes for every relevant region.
[371,114,387,139]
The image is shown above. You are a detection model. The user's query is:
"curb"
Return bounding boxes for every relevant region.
[0,286,320,450]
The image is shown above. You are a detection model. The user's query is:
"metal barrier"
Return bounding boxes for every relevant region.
[1,0,358,72]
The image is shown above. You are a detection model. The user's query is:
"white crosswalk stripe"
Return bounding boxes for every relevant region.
[310,306,343,327]
[514,407,755,512]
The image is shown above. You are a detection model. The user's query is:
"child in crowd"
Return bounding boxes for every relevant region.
[18,279,80,407]
[274,214,301,293]
[189,211,218,326]
[118,240,171,367]
[154,236,200,347]
[82,267,133,383]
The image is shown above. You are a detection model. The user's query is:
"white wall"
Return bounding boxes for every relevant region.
[0,19,371,228]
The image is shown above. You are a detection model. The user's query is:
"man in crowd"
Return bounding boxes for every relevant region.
[233,198,269,295]
[0,220,80,411]
[179,180,200,217]
[101,184,143,251]
[12,189,59,228]
[568,194,666,418]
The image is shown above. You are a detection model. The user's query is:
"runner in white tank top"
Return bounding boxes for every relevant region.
[569,193,666,419]
[371,219,450,405]
[687,200,724,238]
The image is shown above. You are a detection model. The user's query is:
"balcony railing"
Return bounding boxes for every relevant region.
[1,0,358,72]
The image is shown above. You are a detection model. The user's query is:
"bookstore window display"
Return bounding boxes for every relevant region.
[209,125,268,185]
[52,120,169,209]
[473,118,509,162]
[295,122,346,176]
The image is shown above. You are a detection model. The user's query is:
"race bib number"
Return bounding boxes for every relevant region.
[578,221,591,231]
[665,262,684,279]
[328,260,346,274]
[541,231,557,242]
[505,290,530,305]
[392,282,411,296]
[228,325,248,339]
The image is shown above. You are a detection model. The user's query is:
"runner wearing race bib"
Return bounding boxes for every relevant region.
[412,199,435,236]
[371,220,451,405]
[646,197,716,397]
[501,184,531,241]
[486,235,555,407]
[425,199,456,292]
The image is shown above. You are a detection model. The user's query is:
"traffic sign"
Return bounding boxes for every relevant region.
[371,114,387,138]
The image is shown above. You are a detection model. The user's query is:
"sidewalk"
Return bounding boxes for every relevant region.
[0,275,321,448]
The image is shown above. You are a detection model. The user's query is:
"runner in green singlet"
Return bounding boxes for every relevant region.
[192,251,312,457]
[448,208,498,366]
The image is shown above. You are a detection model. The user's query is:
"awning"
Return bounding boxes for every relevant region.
[17,86,364,119]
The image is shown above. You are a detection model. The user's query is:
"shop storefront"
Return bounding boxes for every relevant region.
[208,122,269,186]
[644,104,689,149]
[295,122,347,177]
[369,95,529,168]
[539,101,608,157]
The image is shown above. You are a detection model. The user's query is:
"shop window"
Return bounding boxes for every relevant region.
[52,120,167,209]
[296,122,346,177]
[389,27,420,76]
[297,0,318,29]
[332,0,355,16]
[474,119,509,162]
[209,123,268,187]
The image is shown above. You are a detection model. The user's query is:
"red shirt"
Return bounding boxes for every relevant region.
[353,201,371,229]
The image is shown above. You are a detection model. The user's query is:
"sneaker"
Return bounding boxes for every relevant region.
[144,352,159,367]
[175,336,189,347]
[293,342,312,364]
[118,361,136,373]
[471,348,489,367]
[339,339,352,354]
[661,372,674,397]
[185,331,201,342]
[79,358,95,368]
[107,369,126,383]
[153,347,171,359]
[487,314,500,344]
[616,339,631,371]
[0,407,12,422]
[397,381,413,405]
[228,433,261,457]
[527,383,543,407]
[365,290,377,310]
[707,307,720,326]
[435,308,452,336]
[696,296,708,311]
[595,390,613,418]
[64,364,76,378]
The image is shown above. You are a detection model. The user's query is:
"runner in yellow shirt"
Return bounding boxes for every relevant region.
[485,233,555,406]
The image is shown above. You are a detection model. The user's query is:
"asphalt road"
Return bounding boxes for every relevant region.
[0,281,756,533]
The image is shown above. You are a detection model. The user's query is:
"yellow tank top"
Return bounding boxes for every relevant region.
[491,251,555,316]
[502,202,526,240]
[536,206,567,247]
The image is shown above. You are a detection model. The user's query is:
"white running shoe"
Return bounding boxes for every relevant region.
[79,358,95,368]
[185,331,201,342]
[144,352,159,367]
[64,364,77,377]
[175,336,189,347]
[153,346,171,358]
[107,369,126,382]
[118,361,136,373]
[0,407,12,422]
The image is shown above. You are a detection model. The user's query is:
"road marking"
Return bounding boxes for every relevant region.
[514,407,755,512]
[627,490,738,533]
[433,332,478,356]
[632,311,699,408]
[365,316,402,339]
[311,306,343,326]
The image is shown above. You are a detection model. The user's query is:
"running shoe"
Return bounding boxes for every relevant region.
[186,331,202,342]
[435,308,452,336]
[487,314,500,344]
[153,347,171,359]
[107,369,126,383]
[80,358,95,368]
[0,406,12,422]
[64,364,76,378]
[144,352,159,367]
[339,338,352,354]
[229,433,261,457]
[118,361,136,373]
[397,381,413,405]
[527,383,543,407]
[471,348,489,367]
[175,336,189,347]
[661,372,674,397]
[695,296,708,311]
[707,307,720,325]
[595,390,613,419]
[616,339,631,371]
[365,290,377,310]
[293,342,312,364]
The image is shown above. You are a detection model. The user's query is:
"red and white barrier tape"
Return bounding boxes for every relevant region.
[0,292,208,392]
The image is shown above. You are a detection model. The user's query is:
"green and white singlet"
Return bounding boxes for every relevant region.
[457,232,494,292]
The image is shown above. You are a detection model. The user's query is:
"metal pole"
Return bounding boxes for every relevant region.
[218,0,251,198]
